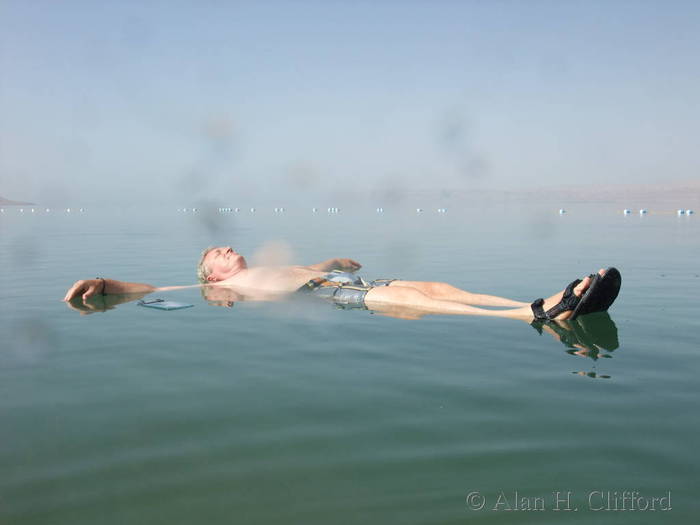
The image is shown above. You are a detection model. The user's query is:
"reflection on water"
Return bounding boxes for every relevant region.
[532,312,621,377]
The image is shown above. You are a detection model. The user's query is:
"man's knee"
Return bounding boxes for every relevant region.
[392,280,442,294]
[416,281,448,295]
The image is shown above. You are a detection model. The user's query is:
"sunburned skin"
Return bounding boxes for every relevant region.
[217,265,330,293]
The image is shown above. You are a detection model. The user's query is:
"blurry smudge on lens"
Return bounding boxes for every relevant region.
[437,108,492,182]
[286,161,320,191]
[250,240,294,268]
[190,198,230,237]
[5,318,57,364]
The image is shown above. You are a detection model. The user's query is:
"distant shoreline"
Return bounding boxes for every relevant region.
[0,196,35,206]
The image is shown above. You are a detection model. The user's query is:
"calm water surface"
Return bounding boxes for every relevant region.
[1,204,698,524]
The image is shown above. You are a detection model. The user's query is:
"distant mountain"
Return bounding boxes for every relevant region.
[0,195,35,206]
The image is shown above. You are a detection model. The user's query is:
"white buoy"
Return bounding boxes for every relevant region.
[677,209,685,216]
[250,207,255,212]
[31,208,35,213]
[20,208,24,213]
[312,207,318,213]
[0,208,4,213]
[45,208,50,212]
[623,209,631,215]
[376,207,383,213]
[687,209,695,215]
[416,208,423,213]
[79,208,84,213]
[639,209,647,215]
[234,208,240,212]
[559,209,566,215]
[66,208,71,213]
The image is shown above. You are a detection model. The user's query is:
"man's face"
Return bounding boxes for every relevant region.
[203,246,248,281]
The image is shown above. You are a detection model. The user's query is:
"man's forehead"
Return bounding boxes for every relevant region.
[205,247,222,259]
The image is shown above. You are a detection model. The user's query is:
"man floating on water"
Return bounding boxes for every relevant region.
[63,246,621,322]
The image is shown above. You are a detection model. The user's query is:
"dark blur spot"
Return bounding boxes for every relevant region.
[526,211,557,240]
[191,198,231,237]
[439,112,469,148]
[8,318,57,362]
[202,115,236,156]
[460,155,489,179]
[437,109,491,181]
[286,162,320,190]
[370,174,407,205]
[10,238,41,270]
[178,168,207,195]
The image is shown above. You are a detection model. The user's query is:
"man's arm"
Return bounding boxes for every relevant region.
[63,278,157,301]
[306,258,362,272]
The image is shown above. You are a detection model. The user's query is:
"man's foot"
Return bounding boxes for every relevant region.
[531,269,606,321]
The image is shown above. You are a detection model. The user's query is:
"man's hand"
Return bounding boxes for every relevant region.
[307,258,362,272]
[64,279,104,301]
[333,258,362,272]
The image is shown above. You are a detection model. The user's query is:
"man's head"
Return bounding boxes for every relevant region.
[197,246,248,283]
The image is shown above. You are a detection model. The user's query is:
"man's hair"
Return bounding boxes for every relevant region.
[196,246,217,283]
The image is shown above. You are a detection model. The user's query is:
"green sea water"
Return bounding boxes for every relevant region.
[1,204,698,524]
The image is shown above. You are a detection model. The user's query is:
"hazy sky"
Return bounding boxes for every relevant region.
[1,0,699,205]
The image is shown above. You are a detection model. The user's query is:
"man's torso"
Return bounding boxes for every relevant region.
[220,266,327,293]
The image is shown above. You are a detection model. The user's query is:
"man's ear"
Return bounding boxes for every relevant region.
[207,275,218,282]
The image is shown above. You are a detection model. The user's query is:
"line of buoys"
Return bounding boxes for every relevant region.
[171,206,695,218]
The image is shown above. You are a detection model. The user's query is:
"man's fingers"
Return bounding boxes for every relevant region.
[82,284,97,300]
[64,283,84,301]
[64,280,91,301]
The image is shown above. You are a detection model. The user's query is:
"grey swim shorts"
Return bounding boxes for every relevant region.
[297,271,397,309]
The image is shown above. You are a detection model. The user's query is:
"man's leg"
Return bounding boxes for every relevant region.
[366,275,594,320]
[387,280,528,307]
